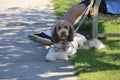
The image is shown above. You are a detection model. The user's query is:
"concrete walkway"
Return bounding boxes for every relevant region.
[0,0,77,80]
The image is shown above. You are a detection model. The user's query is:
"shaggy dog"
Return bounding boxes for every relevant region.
[45,20,75,61]
[45,20,105,61]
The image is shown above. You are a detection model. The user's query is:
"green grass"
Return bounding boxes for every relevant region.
[51,0,120,80]
[70,45,120,80]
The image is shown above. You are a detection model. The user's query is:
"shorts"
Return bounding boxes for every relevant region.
[79,0,90,7]
[99,0,107,14]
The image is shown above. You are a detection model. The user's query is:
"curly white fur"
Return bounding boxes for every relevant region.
[45,41,78,61]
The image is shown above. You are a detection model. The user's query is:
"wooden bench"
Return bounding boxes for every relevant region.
[92,0,120,38]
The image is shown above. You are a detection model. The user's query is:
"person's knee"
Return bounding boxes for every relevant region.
[70,4,86,14]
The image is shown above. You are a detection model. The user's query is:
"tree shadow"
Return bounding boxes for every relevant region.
[74,51,120,74]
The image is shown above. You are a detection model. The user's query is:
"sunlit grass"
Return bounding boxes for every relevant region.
[98,20,120,33]
[79,70,120,80]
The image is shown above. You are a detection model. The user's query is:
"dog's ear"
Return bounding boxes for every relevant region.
[52,26,59,43]
[67,25,74,41]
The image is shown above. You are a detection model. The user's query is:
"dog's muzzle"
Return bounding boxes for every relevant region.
[58,29,68,39]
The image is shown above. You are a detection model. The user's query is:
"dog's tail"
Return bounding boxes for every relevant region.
[89,38,105,49]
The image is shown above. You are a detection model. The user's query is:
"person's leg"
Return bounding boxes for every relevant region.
[28,3,87,45]
[61,4,87,25]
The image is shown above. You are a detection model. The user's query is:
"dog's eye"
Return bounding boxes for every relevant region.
[58,26,61,30]
[64,26,68,29]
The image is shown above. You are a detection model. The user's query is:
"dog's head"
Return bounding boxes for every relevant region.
[52,20,74,43]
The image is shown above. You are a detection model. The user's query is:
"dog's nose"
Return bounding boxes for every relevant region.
[61,31,67,38]
[61,31,66,35]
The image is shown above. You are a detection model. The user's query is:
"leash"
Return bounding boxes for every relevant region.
[74,0,94,32]
[53,39,67,51]
[60,39,67,51]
